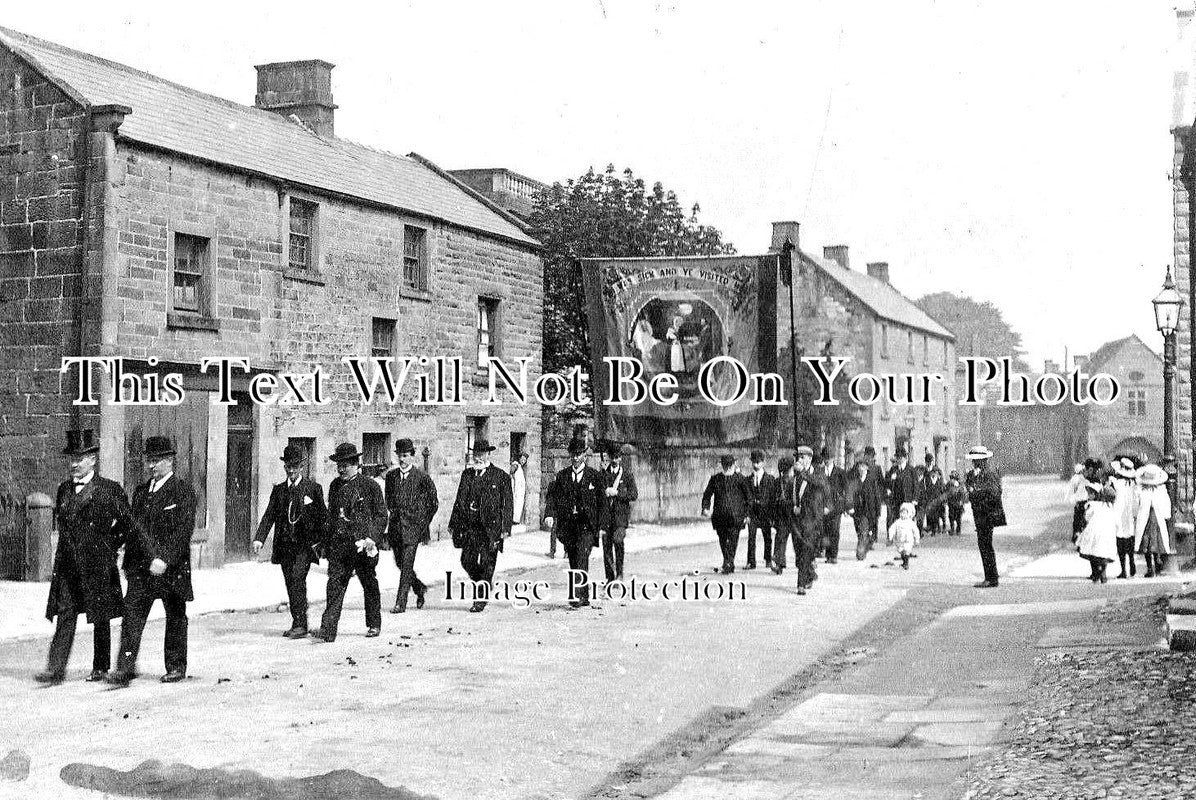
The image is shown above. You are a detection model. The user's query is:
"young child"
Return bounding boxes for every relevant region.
[1076,485,1118,583]
[887,502,920,569]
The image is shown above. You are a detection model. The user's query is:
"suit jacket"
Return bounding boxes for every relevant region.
[795,470,828,540]
[702,472,749,530]
[325,473,387,559]
[886,464,918,507]
[385,466,439,546]
[819,464,847,515]
[128,474,198,601]
[46,475,148,623]
[966,465,1007,529]
[846,464,884,521]
[546,465,604,540]
[448,464,513,549]
[744,471,779,525]
[597,466,638,532]
[254,477,326,563]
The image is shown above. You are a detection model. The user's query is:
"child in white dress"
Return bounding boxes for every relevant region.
[888,502,920,570]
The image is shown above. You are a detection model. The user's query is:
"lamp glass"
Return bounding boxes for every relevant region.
[1153,282,1182,335]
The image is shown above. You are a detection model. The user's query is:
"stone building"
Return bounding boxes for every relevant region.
[0,27,543,566]
[1081,335,1165,465]
[1173,2,1196,504]
[448,168,544,220]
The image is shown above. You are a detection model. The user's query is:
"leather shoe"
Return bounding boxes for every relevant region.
[160,670,186,683]
[86,669,108,682]
[744,562,756,570]
[34,670,64,685]
[826,558,838,564]
[416,591,426,610]
[309,629,335,643]
[365,627,380,638]
[795,587,807,596]
[390,604,405,614]
[469,601,487,613]
[973,580,999,588]
[105,670,133,687]
[771,565,784,575]
[283,627,308,639]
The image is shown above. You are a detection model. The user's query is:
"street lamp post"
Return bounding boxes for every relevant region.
[1152,266,1184,571]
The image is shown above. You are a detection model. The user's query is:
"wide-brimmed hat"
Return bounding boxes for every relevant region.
[566,439,587,456]
[471,439,497,454]
[795,445,814,458]
[144,436,176,459]
[328,442,362,463]
[280,443,306,466]
[1137,463,1167,487]
[394,438,416,456]
[1112,457,1138,478]
[965,446,993,460]
[63,429,99,456]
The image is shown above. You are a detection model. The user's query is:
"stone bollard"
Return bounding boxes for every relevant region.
[25,493,54,582]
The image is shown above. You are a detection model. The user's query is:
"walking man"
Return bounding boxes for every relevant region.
[597,442,638,583]
[885,448,918,535]
[743,450,777,570]
[385,438,438,613]
[771,455,797,575]
[109,436,196,685]
[314,443,387,641]
[448,439,513,612]
[846,448,884,560]
[545,438,604,607]
[816,447,846,563]
[701,455,749,574]
[253,444,327,638]
[792,445,827,595]
[37,430,147,684]
[965,445,1006,588]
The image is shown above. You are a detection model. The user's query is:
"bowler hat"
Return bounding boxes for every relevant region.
[965,446,993,460]
[328,442,362,463]
[606,441,623,458]
[63,429,99,456]
[280,443,306,466]
[863,445,876,456]
[719,455,736,468]
[750,449,765,463]
[394,438,416,456]
[472,439,497,454]
[566,439,587,456]
[895,447,908,459]
[144,436,176,459]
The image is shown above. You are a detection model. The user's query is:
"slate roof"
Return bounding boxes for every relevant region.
[1086,334,1162,373]
[799,251,954,339]
[0,26,537,247]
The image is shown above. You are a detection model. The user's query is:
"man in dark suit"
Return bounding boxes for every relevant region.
[885,447,918,535]
[770,455,797,575]
[109,436,196,686]
[37,430,149,685]
[448,439,513,612]
[816,447,847,564]
[965,445,1006,588]
[597,442,638,582]
[253,443,326,638]
[385,437,438,613]
[792,445,827,595]
[846,447,884,561]
[314,443,387,641]
[701,455,749,574]
[545,438,604,606]
[743,449,778,570]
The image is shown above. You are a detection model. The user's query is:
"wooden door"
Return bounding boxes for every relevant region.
[224,395,254,560]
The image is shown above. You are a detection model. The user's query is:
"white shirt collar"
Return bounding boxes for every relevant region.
[152,472,173,492]
[74,471,95,491]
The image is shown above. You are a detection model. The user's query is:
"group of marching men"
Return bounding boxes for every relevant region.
[37,429,526,685]
[698,443,1008,594]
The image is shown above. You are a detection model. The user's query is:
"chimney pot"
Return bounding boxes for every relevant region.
[823,245,850,269]
[866,262,890,284]
[770,221,800,253]
[255,60,337,137]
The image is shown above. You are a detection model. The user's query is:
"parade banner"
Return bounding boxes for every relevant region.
[582,255,778,446]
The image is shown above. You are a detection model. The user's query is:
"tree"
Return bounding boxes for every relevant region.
[915,292,1031,371]
[528,165,734,373]
[778,341,864,448]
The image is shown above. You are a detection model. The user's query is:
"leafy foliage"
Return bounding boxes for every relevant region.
[915,292,1031,371]
[528,165,734,373]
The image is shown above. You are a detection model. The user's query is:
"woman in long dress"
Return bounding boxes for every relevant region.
[1134,463,1173,578]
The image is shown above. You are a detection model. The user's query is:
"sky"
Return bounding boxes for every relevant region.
[3,1,1182,368]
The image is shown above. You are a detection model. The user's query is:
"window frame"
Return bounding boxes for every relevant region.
[1127,388,1148,417]
[402,225,430,294]
[371,317,396,359]
[166,224,219,331]
[476,296,501,368]
[281,192,324,284]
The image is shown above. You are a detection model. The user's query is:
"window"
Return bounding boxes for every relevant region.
[922,335,929,365]
[362,432,391,475]
[289,198,317,271]
[907,331,914,363]
[1127,389,1147,417]
[510,432,527,463]
[286,437,316,480]
[881,324,889,357]
[371,317,395,359]
[172,233,208,313]
[477,297,500,367]
[403,225,428,291]
[465,416,489,458]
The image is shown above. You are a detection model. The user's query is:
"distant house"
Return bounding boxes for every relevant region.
[1082,335,1164,464]
[0,27,544,566]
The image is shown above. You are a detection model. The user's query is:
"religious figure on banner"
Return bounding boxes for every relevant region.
[629,298,722,398]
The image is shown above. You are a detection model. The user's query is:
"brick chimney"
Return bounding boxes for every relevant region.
[866,262,890,283]
[823,245,849,269]
[770,221,800,253]
[255,60,337,137]
[1043,359,1060,374]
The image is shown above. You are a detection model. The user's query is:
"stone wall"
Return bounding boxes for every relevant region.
[1175,127,1194,504]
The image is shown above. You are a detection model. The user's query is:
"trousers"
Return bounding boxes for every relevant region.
[602,527,626,581]
[976,524,999,583]
[460,537,499,598]
[393,540,427,611]
[117,578,187,675]
[559,518,596,602]
[853,513,874,560]
[278,547,312,629]
[715,526,740,572]
[795,524,818,588]
[320,549,381,638]
[46,576,111,674]
[745,514,772,565]
[821,513,842,560]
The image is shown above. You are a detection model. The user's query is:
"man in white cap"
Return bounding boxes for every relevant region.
[964,445,1005,588]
